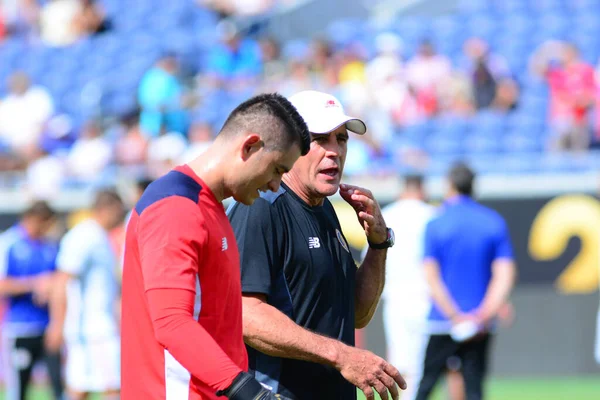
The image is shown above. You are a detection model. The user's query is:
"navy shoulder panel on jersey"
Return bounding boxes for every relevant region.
[135,170,202,215]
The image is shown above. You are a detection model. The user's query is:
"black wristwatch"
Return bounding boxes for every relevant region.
[368,227,395,249]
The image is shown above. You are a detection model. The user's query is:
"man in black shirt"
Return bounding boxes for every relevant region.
[228,90,406,400]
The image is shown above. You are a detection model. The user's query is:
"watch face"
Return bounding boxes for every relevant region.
[388,228,395,246]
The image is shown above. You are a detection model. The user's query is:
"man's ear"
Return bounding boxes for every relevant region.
[241,133,263,161]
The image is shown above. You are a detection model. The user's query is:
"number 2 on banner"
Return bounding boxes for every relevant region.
[528,195,600,294]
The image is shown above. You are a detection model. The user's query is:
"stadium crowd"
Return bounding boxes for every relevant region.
[1,0,600,201]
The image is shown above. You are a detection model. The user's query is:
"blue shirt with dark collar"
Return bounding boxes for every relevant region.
[424,195,514,333]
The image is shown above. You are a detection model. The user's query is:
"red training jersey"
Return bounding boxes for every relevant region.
[121,165,247,399]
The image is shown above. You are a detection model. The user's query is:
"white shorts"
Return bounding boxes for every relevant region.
[382,300,428,375]
[65,336,120,393]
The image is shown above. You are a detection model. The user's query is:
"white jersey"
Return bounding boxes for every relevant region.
[57,219,118,341]
[380,199,436,320]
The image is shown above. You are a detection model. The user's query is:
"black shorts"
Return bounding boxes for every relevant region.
[416,333,492,400]
[2,334,63,400]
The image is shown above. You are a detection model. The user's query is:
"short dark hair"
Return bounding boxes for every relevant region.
[448,162,475,196]
[403,174,424,191]
[93,189,124,210]
[218,93,310,156]
[22,200,56,221]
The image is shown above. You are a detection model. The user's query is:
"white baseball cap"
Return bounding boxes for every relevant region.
[288,90,367,135]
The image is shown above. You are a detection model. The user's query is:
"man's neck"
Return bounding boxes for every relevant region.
[400,192,422,202]
[282,174,325,207]
[186,145,227,203]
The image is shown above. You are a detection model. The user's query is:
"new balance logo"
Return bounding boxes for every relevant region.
[221,237,228,251]
[308,237,321,249]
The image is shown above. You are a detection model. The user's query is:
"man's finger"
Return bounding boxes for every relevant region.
[351,193,375,208]
[341,183,372,197]
[373,381,389,400]
[358,211,376,225]
[384,363,407,390]
[362,387,375,400]
[379,373,400,400]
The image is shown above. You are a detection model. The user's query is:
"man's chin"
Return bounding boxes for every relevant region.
[233,192,256,206]
[315,181,340,198]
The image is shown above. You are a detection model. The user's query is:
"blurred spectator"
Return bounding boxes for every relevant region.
[38,114,77,156]
[338,42,369,117]
[364,33,415,142]
[277,57,318,96]
[0,9,6,40]
[49,189,123,398]
[146,129,187,179]
[138,54,189,138]
[72,0,111,38]
[417,163,516,400]
[0,200,64,400]
[406,39,452,116]
[437,71,475,118]
[1,0,40,39]
[204,20,262,89]
[26,147,66,200]
[66,120,113,183]
[179,121,214,164]
[39,0,82,47]
[259,36,286,91]
[0,72,54,161]
[491,78,519,113]
[463,38,511,110]
[309,38,334,75]
[532,41,594,151]
[114,114,148,171]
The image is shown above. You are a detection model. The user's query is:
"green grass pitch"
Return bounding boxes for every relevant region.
[3,376,600,399]
[356,376,600,400]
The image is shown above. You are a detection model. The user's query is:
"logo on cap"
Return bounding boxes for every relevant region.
[325,99,338,108]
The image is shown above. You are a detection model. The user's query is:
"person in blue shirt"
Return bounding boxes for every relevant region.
[416,163,517,400]
[138,54,189,137]
[0,201,64,400]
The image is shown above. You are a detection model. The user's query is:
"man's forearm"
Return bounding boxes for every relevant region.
[478,262,516,321]
[0,278,35,296]
[48,275,68,330]
[428,278,460,319]
[354,248,387,328]
[243,298,345,368]
[424,261,460,319]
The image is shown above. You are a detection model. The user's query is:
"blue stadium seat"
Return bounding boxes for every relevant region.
[493,0,529,14]
[424,130,464,155]
[394,123,429,149]
[465,14,497,42]
[463,133,502,154]
[532,0,565,13]
[502,132,544,153]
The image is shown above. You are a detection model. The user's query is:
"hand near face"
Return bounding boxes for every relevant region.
[339,184,387,245]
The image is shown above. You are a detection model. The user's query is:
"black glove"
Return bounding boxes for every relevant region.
[216,372,290,400]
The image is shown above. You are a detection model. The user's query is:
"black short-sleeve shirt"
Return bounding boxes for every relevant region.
[227,182,357,400]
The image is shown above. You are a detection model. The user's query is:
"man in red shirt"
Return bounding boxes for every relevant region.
[121,93,310,400]
[534,41,595,151]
